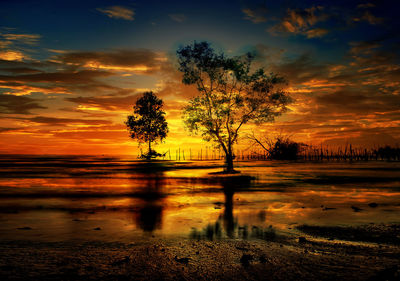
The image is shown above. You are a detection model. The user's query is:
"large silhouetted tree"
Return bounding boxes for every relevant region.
[177,41,291,172]
[125,92,168,159]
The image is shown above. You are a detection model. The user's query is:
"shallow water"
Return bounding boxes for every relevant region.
[0,155,399,242]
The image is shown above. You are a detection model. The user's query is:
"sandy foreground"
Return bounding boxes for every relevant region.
[1,230,399,281]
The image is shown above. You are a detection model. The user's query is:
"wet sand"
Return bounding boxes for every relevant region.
[1,229,399,281]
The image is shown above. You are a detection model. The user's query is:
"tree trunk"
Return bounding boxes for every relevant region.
[146,140,152,160]
[225,144,234,173]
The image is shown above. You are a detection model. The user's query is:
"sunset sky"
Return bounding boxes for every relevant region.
[0,0,399,155]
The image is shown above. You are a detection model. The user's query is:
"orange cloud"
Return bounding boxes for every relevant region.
[242,7,267,23]
[56,49,169,75]
[306,28,329,38]
[97,6,135,21]
[0,50,28,61]
[268,6,329,38]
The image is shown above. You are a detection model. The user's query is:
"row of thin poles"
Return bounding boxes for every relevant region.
[138,144,400,161]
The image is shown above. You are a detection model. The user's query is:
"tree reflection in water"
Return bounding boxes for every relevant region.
[189,175,275,240]
[134,170,166,233]
[222,182,235,238]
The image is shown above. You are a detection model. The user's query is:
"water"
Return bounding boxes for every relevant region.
[0,155,399,242]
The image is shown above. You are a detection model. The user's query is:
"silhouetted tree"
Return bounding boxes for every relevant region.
[268,137,305,160]
[177,41,290,172]
[125,92,168,159]
[248,133,307,160]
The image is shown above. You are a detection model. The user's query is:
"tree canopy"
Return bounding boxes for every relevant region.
[177,41,291,172]
[125,91,168,159]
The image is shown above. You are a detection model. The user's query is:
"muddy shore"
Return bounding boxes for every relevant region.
[1,227,399,281]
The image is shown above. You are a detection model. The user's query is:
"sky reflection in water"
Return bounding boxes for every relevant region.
[0,155,399,242]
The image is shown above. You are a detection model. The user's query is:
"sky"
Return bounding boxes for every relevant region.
[0,0,399,155]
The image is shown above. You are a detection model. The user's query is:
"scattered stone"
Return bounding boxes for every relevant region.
[259,255,267,264]
[240,254,253,266]
[298,237,307,243]
[322,207,336,211]
[174,256,190,265]
[111,256,130,266]
[17,227,32,230]
[351,205,362,212]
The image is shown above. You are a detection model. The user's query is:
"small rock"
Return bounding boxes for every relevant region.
[17,227,32,230]
[351,205,362,212]
[368,203,378,208]
[298,236,307,243]
[174,256,190,265]
[93,227,101,230]
[240,254,253,266]
[111,256,130,266]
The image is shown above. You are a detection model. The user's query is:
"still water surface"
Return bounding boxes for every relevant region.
[0,155,399,242]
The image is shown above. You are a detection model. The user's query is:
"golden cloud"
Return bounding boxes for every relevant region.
[97,6,135,21]
[0,50,28,61]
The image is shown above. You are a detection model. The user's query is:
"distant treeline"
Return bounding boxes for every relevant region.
[297,144,400,161]
[139,143,400,162]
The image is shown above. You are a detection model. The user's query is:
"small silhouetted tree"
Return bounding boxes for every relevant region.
[248,133,307,160]
[125,92,168,159]
[177,41,291,172]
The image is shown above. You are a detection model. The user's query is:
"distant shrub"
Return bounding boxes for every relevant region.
[248,133,306,160]
[373,145,400,161]
[269,137,305,160]
[139,149,164,160]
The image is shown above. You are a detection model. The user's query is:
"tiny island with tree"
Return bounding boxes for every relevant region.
[125,91,169,160]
